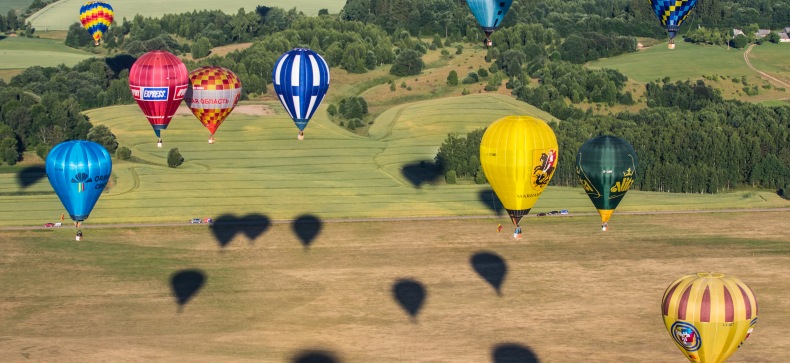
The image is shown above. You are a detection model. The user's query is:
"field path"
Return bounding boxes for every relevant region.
[2,207,788,231]
[744,44,790,89]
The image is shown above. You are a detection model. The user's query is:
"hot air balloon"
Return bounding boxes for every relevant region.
[662,272,758,363]
[466,0,513,47]
[185,66,242,144]
[79,1,114,46]
[272,48,330,140]
[129,50,189,147]
[575,135,638,231]
[46,141,112,240]
[649,0,699,49]
[480,116,558,238]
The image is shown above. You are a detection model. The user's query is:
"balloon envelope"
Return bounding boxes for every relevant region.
[480,116,558,226]
[46,141,112,222]
[185,66,242,138]
[79,1,114,44]
[466,0,513,32]
[649,0,699,39]
[575,135,638,225]
[272,48,330,132]
[662,272,758,363]
[128,50,189,140]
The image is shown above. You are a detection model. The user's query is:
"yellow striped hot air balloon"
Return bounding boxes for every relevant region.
[661,272,758,363]
[79,2,114,46]
[480,116,558,238]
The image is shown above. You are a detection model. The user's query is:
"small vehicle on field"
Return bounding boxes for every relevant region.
[547,211,559,216]
[537,213,547,217]
[190,218,202,224]
[44,222,55,227]
[560,210,569,215]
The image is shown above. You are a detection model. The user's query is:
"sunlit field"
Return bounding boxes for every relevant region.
[0,36,94,69]
[27,0,348,31]
[0,211,788,362]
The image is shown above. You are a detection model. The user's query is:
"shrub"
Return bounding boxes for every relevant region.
[167,148,184,168]
[116,146,131,160]
[445,170,457,184]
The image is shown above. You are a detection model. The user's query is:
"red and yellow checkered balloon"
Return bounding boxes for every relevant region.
[185,66,242,141]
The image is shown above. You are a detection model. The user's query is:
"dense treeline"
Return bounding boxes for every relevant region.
[437,80,790,195]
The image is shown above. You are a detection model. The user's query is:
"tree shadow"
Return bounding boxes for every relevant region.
[471,251,507,296]
[104,53,137,76]
[292,214,322,249]
[16,166,46,188]
[492,343,540,363]
[392,278,426,323]
[401,160,442,188]
[209,213,271,249]
[291,350,341,363]
[170,269,206,313]
[0,35,7,41]
[478,189,503,217]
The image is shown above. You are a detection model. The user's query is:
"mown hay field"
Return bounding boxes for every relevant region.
[0,211,788,362]
[0,36,94,69]
[28,0,348,31]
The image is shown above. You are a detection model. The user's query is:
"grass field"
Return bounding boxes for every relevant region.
[0,0,32,14]
[0,211,788,362]
[0,36,94,69]
[28,0,348,31]
[0,95,786,227]
[587,43,790,102]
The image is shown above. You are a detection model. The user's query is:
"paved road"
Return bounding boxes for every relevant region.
[4,208,789,231]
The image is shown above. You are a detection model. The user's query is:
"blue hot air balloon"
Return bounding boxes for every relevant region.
[272,48,330,140]
[46,141,112,237]
[466,0,513,47]
[649,0,699,49]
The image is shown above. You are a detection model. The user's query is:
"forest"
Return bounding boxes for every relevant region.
[1,0,788,196]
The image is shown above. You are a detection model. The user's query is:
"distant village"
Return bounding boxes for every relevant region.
[733,27,790,42]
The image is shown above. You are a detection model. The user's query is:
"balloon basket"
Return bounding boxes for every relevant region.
[208,137,215,144]
[513,233,522,239]
[76,235,82,241]
[157,140,163,148]
[602,226,608,231]
[668,43,675,50]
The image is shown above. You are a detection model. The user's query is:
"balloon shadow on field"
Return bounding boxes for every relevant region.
[392,278,426,323]
[471,251,507,296]
[170,269,206,313]
[104,54,137,76]
[16,166,46,188]
[291,350,341,363]
[492,343,540,363]
[292,214,322,249]
[478,189,503,217]
[401,160,442,188]
[209,213,271,249]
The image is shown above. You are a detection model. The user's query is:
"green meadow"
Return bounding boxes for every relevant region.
[587,43,752,83]
[28,0,348,31]
[0,0,32,14]
[0,35,94,69]
[1,94,786,227]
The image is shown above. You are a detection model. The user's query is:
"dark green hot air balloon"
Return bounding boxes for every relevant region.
[575,136,638,231]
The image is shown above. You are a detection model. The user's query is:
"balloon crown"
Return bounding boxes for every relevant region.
[623,167,634,177]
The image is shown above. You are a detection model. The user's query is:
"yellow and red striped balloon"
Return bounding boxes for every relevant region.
[661,272,758,363]
[79,2,114,45]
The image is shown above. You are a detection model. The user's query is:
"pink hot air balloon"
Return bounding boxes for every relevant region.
[129,50,189,147]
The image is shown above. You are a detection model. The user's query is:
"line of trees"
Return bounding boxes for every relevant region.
[436,79,790,195]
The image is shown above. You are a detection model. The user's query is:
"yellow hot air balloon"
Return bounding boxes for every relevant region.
[480,116,558,238]
[661,272,758,363]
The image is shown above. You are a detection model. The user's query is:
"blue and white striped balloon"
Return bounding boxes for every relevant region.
[272,48,330,133]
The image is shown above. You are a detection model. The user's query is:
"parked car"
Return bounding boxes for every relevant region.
[560,210,569,215]
[44,222,55,227]
[190,218,202,224]
[537,213,547,217]
[547,211,559,215]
